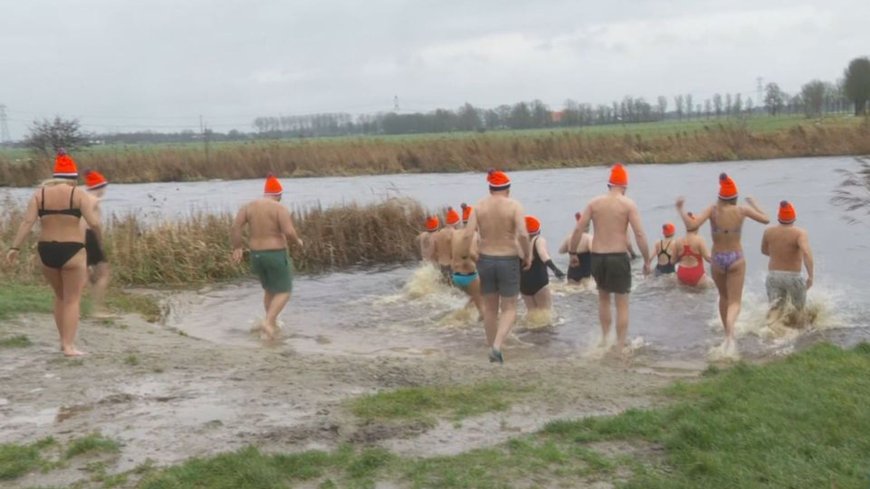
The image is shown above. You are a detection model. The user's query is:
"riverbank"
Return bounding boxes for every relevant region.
[1,117,868,187]
[1,303,867,488]
[0,198,425,286]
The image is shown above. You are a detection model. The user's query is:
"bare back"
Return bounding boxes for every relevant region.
[451,229,479,274]
[473,194,525,257]
[763,226,805,272]
[433,227,455,266]
[240,198,294,250]
[587,193,635,253]
[36,183,90,243]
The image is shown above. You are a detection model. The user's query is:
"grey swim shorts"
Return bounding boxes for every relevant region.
[766,271,806,309]
[478,254,520,297]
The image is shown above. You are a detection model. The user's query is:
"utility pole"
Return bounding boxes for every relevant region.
[0,104,11,143]
[393,95,400,113]
[200,115,210,164]
[756,77,763,116]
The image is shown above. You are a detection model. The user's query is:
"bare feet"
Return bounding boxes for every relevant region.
[91,309,116,319]
[62,347,87,357]
[260,322,277,341]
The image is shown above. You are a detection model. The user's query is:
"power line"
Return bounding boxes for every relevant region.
[0,104,11,143]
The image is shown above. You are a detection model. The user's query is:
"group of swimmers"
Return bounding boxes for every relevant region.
[6,151,814,363]
[418,165,815,362]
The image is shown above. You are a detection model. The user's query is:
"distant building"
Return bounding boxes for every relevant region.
[550,111,564,123]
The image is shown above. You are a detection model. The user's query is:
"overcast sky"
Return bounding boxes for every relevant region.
[1,0,868,138]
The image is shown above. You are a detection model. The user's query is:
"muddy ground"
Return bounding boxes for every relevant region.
[0,308,702,488]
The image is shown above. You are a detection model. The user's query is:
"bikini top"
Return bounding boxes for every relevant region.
[710,205,742,235]
[37,187,82,219]
[658,239,673,261]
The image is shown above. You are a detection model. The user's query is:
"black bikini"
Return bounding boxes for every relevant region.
[37,187,85,269]
[521,237,550,296]
[655,239,675,275]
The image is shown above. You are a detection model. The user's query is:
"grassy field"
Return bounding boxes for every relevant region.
[1,115,867,186]
[6,343,836,487]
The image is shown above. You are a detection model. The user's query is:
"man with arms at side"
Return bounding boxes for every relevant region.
[434,207,461,283]
[570,163,651,355]
[465,170,531,364]
[761,201,814,320]
[231,174,303,341]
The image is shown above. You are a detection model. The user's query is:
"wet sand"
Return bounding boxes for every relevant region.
[0,306,697,488]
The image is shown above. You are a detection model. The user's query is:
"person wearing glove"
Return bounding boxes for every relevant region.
[520,216,564,316]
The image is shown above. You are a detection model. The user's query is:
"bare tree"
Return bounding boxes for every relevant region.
[765,83,786,116]
[713,94,723,117]
[25,116,91,157]
[801,80,827,117]
[657,96,668,119]
[674,95,684,120]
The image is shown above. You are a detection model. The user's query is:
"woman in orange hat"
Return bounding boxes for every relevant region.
[6,150,103,356]
[520,216,565,314]
[674,212,711,287]
[676,173,769,351]
[653,223,678,276]
[82,170,112,317]
[559,211,593,286]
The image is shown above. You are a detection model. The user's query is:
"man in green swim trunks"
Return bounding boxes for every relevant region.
[570,164,651,356]
[231,174,303,340]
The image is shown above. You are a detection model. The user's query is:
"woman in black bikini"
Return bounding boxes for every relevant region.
[520,216,565,315]
[6,151,102,357]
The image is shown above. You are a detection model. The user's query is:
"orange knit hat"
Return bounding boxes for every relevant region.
[718,173,738,200]
[264,173,283,195]
[445,207,460,226]
[425,215,440,232]
[53,149,78,179]
[778,200,796,224]
[487,169,511,191]
[84,169,108,191]
[461,203,473,223]
[525,216,541,235]
[608,163,628,187]
[662,223,676,237]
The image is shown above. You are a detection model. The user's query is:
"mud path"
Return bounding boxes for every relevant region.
[0,310,700,488]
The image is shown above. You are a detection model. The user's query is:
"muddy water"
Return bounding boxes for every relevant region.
[7,156,870,361]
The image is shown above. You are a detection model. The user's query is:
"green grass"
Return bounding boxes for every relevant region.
[348,381,533,425]
[0,284,53,320]
[131,343,870,489]
[0,438,55,480]
[0,334,32,348]
[105,291,162,323]
[124,354,140,366]
[64,434,120,459]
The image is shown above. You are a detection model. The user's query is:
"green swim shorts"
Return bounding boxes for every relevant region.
[250,249,293,293]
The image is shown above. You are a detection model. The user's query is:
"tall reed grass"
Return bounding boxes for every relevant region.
[2,122,868,187]
[0,197,426,286]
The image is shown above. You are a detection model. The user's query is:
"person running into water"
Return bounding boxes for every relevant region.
[677,173,769,352]
[6,151,102,356]
[570,163,651,355]
[761,201,814,319]
[521,216,565,314]
[464,170,532,364]
[674,212,711,287]
[434,207,461,283]
[418,215,440,263]
[450,218,484,320]
[231,174,303,341]
[653,223,677,276]
[560,212,593,286]
[81,170,112,317]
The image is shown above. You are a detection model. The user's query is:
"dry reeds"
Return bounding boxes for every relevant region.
[1,197,426,286]
[2,123,869,187]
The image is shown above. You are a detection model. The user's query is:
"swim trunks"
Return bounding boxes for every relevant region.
[452,271,478,289]
[85,229,106,266]
[478,254,520,297]
[591,252,632,294]
[250,249,293,293]
[655,263,675,276]
[765,271,806,309]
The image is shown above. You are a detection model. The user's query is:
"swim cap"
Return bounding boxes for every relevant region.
[425,215,440,232]
[778,200,796,224]
[84,169,108,191]
[718,173,738,200]
[461,203,473,223]
[608,163,628,187]
[487,169,511,191]
[525,216,541,236]
[53,151,78,179]
[264,173,283,195]
[445,207,460,226]
[662,223,676,237]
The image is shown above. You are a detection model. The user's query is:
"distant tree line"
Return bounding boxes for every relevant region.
[15,57,870,151]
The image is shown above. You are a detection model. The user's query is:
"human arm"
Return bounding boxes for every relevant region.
[558,236,570,255]
[628,202,652,276]
[80,192,103,243]
[469,233,480,262]
[676,197,711,230]
[760,230,770,256]
[6,195,39,263]
[230,206,247,263]
[798,230,814,289]
[538,237,565,279]
[742,197,770,224]
[569,205,592,266]
[279,207,304,248]
[700,239,712,263]
[515,204,532,271]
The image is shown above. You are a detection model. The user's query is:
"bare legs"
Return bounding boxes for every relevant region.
[597,291,630,352]
[88,262,111,316]
[492,296,517,351]
[482,294,499,347]
[41,251,88,356]
[482,293,518,363]
[261,290,290,340]
[522,287,552,313]
[465,279,484,321]
[711,260,746,348]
